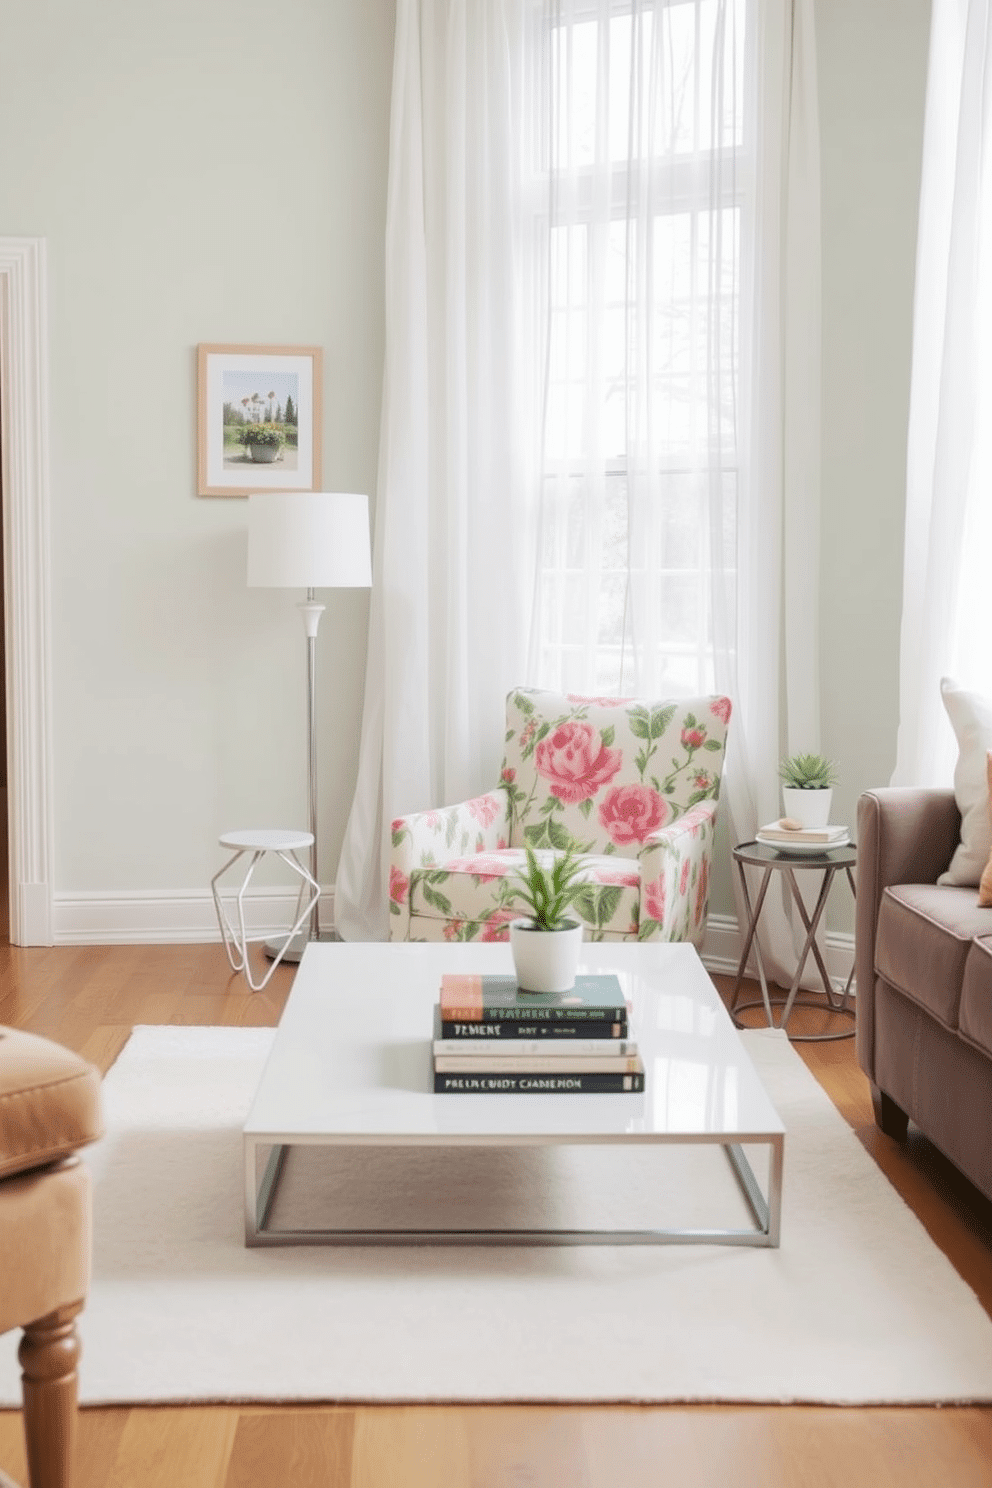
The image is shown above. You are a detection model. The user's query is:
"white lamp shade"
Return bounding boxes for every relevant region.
[247,492,372,589]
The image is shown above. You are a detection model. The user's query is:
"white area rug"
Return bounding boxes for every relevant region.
[2,1024,991,1406]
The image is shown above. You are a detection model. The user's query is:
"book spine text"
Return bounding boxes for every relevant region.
[434,1070,645,1094]
[439,1017,627,1041]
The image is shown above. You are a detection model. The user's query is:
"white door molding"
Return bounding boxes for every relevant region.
[0,238,54,944]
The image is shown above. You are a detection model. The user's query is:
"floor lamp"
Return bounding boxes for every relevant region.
[247,491,372,955]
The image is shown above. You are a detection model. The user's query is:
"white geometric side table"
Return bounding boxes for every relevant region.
[211,829,320,991]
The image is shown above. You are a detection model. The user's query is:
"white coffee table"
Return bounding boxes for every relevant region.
[243,941,784,1248]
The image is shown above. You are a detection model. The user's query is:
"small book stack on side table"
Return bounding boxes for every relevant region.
[754,821,850,852]
[432,972,645,1093]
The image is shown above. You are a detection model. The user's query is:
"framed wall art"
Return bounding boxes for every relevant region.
[197,343,323,497]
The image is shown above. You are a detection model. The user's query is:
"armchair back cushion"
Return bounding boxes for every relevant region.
[501,688,731,858]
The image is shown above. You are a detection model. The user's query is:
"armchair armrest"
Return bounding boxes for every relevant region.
[388,789,512,938]
[0,1027,103,1181]
[637,800,718,947]
[855,787,960,1074]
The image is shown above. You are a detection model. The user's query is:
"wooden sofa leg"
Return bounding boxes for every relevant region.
[18,1300,84,1488]
[871,1083,909,1141]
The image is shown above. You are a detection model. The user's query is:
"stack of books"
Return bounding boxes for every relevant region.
[755,821,849,849]
[757,821,847,843]
[432,972,644,1094]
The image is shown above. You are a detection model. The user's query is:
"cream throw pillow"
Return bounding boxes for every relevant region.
[980,752,992,907]
[939,678,992,887]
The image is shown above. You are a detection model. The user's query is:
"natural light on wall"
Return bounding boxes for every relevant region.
[533,0,746,699]
[893,0,992,787]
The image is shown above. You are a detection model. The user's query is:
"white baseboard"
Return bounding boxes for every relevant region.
[52,888,337,946]
[701,913,856,994]
[51,892,855,991]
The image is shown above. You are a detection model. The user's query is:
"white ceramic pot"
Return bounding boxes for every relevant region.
[782,786,833,829]
[509,918,584,994]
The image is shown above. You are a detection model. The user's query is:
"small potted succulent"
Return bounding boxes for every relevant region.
[778,752,837,829]
[239,423,286,464]
[508,844,586,994]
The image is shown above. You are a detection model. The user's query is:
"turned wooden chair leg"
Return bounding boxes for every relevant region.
[871,1083,910,1141]
[18,1300,84,1488]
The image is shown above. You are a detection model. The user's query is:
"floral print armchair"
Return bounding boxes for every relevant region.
[389,688,732,946]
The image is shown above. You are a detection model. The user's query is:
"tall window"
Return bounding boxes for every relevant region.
[532,0,746,698]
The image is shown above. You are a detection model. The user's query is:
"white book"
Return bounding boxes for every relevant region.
[758,822,847,844]
[434,1052,645,1075]
[431,1005,638,1058]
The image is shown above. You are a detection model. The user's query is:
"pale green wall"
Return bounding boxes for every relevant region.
[0,0,394,897]
[817,0,931,930]
[0,0,933,935]
[708,0,932,931]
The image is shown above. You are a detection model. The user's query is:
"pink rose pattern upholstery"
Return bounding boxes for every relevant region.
[389,688,731,946]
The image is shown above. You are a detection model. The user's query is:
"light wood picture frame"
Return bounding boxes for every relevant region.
[197,343,323,497]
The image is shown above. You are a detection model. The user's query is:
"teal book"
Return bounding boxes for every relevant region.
[439,972,626,1024]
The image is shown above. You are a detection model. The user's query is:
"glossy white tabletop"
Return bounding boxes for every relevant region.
[243,942,785,1146]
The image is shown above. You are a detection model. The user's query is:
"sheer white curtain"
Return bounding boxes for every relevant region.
[529,0,821,974]
[337,0,821,964]
[893,0,992,787]
[335,0,537,940]
[726,0,822,977]
[531,0,745,701]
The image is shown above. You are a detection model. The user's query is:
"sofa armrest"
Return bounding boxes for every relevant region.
[388,790,512,939]
[854,787,960,1076]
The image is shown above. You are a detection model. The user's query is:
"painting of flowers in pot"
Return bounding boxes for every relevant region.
[197,344,322,497]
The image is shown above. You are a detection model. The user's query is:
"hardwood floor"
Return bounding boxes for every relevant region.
[1,942,991,1487]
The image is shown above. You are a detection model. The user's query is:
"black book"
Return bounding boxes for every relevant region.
[433,1068,645,1094]
[432,1005,638,1055]
[438,1011,628,1041]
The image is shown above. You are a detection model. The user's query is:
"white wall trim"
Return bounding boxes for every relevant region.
[0,238,54,945]
[53,888,337,946]
[701,912,856,993]
[51,891,856,994]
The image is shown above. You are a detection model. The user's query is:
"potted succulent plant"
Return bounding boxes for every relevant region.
[778,752,838,829]
[239,423,286,464]
[508,844,586,994]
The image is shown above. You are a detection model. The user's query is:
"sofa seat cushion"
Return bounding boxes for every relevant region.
[875,884,992,1029]
[0,1026,103,1180]
[960,935,992,1058]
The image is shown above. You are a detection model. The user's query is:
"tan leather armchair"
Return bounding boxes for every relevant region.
[0,1027,103,1488]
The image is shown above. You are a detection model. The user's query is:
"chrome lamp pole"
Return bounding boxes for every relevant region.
[246,491,372,957]
[301,587,324,937]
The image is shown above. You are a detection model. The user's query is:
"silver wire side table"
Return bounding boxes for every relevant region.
[730,839,857,1043]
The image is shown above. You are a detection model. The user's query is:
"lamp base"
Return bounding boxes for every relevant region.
[263,928,341,964]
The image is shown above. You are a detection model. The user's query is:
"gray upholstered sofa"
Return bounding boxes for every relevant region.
[855,787,992,1204]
